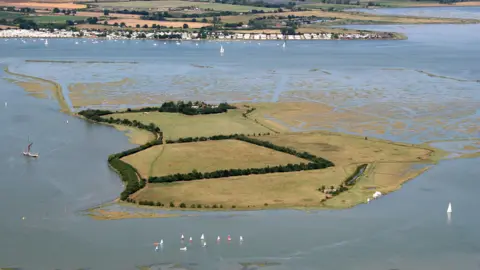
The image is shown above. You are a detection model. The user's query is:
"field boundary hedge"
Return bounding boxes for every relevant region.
[79,109,163,200]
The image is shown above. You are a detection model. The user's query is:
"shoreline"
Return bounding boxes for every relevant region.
[3,67,469,220]
[0,29,405,41]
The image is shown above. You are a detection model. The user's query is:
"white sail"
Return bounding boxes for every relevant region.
[447,202,452,213]
[200,234,205,240]
[220,45,224,54]
[282,41,286,48]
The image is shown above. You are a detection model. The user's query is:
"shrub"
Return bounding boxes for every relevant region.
[169,202,175,207]
[190,204,196,208]
[232,205,236,208]
[179,203,186,208]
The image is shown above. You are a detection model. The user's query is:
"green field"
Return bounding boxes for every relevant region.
[29,15,89,23]
[107,110,271,140]
[0,11,23,20]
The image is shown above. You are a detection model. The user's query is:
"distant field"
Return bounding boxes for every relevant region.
[76,11,140,19]
[94,0,276,11]
[0,1,86,9]
[0,11,23,20]
[122,139,308,178]
[216,10,478,24]
[106,18,210,28]
[29,15,88,23]
[108,110,271,140]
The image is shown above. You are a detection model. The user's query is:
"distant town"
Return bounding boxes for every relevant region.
[0,28,400,40]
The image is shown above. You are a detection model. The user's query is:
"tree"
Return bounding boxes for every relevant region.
[120,22,126,27]
[183,23,189,29]
[104,9,110,16]
[143,24,148,28]
[201,18,208,23]
[86,17,98,24]
[113,22,119,27]
[191,18,197,22]
[103,21,108,25]
[52,7,60,13]
[136,24,140,28]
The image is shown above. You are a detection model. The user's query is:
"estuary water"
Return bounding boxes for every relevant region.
[0,7,479,270]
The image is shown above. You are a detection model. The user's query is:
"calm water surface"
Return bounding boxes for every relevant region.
[1,8,479,270]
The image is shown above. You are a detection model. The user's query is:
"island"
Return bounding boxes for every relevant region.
[78,101,444,211]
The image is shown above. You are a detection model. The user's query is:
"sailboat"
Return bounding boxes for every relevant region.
[220,45,224,54]
[447,202,452,213]
[23,141,39,158]
[282,41,286,48]
[44,39,48,46]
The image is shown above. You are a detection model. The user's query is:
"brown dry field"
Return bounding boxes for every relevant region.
[260,131,440,167]
[133,130,443,210]
[135,168,346,209]
[106,18,211,28]
[0,24,18,29]
[122,139,308,178]
[217,10,478,24]
[0,1,86,9]
[76,11,140,19]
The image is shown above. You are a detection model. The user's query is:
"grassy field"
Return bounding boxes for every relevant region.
[135,168,346,209]
[108,110,271,140]
[260,132,440,166]
[0,11,23,20]
[122,139,308,178]
[131,129,444,210]
[28,15,88,23]
[94,1,276,12]
[215,10,479,24]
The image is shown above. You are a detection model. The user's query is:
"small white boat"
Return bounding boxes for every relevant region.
[227,235,231,241]
[160,239,163,245]
[4,101,7,107]
[180,247,187,251]
[200,233,205,240]
[447,202,452,213]
[189,237,192,242]
[239,236,243,242]
[282,41,286,48]
[22,142,39,158]
[203,241,207,247]
[181,234,185,240]
[44,39,48,46]
[220,45,224,54]
[155,245,159,251]
[217,236,220,241]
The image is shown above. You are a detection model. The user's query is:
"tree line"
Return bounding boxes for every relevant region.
[124,101,236,115]
[149,161,330,183]
[78,109,163,200]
